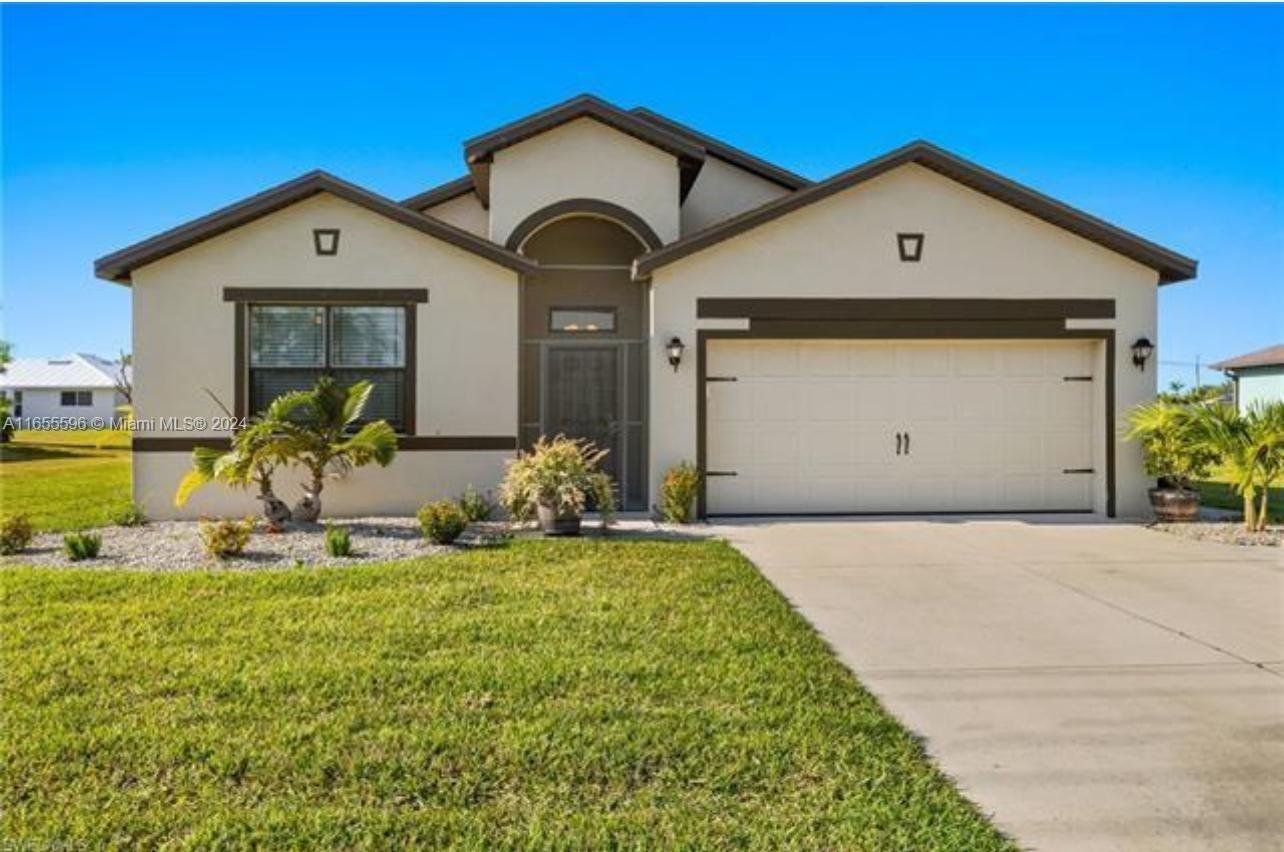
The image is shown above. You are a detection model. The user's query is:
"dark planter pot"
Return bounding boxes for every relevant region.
[536,502,582,536]
[1149,487,1201,523]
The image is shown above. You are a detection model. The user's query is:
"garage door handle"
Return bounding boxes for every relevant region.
[1062,468,1094,474]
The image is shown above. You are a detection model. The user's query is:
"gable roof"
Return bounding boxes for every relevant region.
[462,94,706,206]
[1211,344,1284,372]
[635,140,1198,284]
[95,170,536,284]
[628,107,811,191]
[1,353,125,389]
[401,174,476,211]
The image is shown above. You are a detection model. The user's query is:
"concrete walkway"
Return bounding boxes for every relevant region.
[714,517,1284,852]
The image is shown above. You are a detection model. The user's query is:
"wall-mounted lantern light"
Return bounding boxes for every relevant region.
[313,228,341,256]
[666,336,686,372]
[1131,337,1154,370]
[897,232,924,262]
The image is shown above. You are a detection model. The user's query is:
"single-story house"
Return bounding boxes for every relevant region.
[0,353,129,426]
[1211,345,1284,413]
[95,94,1197,519]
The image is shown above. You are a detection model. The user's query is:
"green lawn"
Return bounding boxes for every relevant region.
[2,541,1012,850]
[1196,466,1283,522]
[0,429,132,530]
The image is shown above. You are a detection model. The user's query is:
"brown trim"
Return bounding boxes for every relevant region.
[695,323,1117,520]
[94,170,536,284]
[134,437,233,452]
[223,287,429,304]
[233,302,247,421]
[628,106,811,191]
[135,435,517,452]
[505,198,664,253]
[404,304,417,435]
[462,94,706,205]
[636,140,1197,283]
[396,436,518,451]
[400,175,476,210]
[697,298,1116,322]
[897,232,924,262]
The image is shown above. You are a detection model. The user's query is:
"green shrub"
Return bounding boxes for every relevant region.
[418,500,467,544]
[500,435,612,521]
[62,531,102,561]
[457,486,498,522]
[660,461,702,524]
[1125,400,1216,491]
[0,514,35,555]
[324,524,353,558]
[199,517,254,559]
[110,501,148,527]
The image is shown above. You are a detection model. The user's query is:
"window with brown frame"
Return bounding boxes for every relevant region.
[248,304,408,430]
[549,307,617,333]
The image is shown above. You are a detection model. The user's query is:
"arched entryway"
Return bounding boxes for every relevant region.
[512,200,657,511]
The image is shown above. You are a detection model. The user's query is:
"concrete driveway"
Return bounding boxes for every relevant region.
[715,518,1283,852]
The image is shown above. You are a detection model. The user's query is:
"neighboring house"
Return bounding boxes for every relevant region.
[0,353,130,425]
[95,94,1197,520]
[1211,345,1284,413]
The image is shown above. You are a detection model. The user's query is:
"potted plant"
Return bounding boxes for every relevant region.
[500,435,614,536]
[1125,400,1217,522]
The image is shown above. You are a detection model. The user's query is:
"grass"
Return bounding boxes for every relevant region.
[1196,465,1283,522]
[0,429,132,530]
[1,541,1013,850]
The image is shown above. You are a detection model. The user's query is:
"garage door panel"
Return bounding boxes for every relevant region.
[707,383,754,422]
[754,342,800,376]
[801,343,852,376]
[706,339,1097,515]
[806,384,855,421]
[851,347,896,376]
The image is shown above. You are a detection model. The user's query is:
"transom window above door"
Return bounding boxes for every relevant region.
[248,304,408,430]
[549,307,616,333]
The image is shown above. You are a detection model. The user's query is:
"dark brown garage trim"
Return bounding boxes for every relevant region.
[135,435,517,452]
[400,175,476,210]
[697,297,1116,321]
[696,324,1116,520]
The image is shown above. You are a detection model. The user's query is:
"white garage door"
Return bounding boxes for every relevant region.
[705,339,1099,514]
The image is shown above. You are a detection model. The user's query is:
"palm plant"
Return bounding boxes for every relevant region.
[174,396,297,527]
[274,377,398,522]
[1125,400,1216,492]
[1187,402,1284,532]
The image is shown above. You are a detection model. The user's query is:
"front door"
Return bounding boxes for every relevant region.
[546,346,623,493]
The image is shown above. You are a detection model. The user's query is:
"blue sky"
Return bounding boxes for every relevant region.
[3,4,1281,388]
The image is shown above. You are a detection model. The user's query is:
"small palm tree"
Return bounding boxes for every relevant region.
[1188,402,1284,531]
[175,397,297,527]
[276,377,398,522]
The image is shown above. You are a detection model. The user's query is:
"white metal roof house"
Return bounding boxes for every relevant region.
[95,94,1197,520]
[1,353,129,426]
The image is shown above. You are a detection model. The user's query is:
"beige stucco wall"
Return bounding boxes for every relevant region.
[648,163,1161,518]
[421,190,488,236]
[487,118,682,247]
[679,156,793,236]
[130,192,519,519]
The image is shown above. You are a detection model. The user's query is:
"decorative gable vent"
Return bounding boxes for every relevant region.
[313,228,341,256]
[897,232,924,262]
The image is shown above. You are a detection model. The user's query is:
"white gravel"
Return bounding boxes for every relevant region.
[1147,521,1282,547]
[0,517,477,571]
